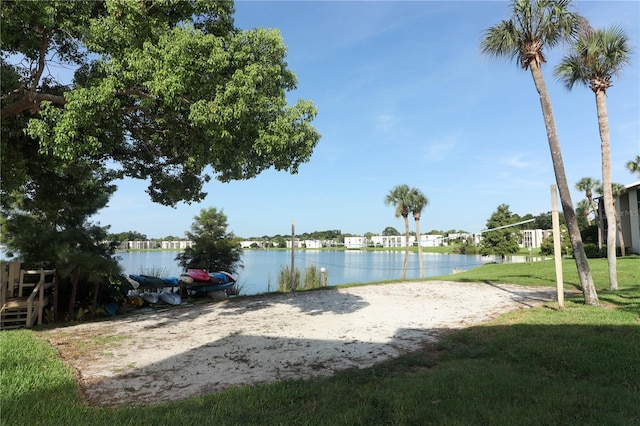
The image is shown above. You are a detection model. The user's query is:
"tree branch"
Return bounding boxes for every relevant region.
[31,29,52,92]
[1,92,66,119]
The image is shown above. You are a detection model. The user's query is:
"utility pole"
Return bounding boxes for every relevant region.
[551,185,564,309]
[291,221,295,292]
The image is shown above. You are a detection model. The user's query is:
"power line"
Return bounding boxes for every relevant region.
[479,218,535,233]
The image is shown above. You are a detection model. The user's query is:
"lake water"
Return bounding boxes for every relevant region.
[117,250,503,295]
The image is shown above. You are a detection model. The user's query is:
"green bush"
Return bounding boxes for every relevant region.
[302,265,328,289]
[583,243,604,258]
[539,226,573,257]
[580,225,599,244]
[277,264,326,291]
[452,243,478,254]
[277,265,300,291]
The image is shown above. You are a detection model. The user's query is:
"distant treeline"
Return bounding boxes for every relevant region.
[108,211,564,243]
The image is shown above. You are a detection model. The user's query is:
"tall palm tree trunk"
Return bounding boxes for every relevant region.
[402,216,410,280]
[595,90,618,290]
[530,62,599,305]
[616,212,626,257]
[597,211,604,249]
[588,194,603,249]
[415,217,424,278]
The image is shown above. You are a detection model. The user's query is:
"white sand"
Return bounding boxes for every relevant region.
[43,281,559,407]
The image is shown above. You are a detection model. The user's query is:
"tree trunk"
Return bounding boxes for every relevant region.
[595,90,618,290]
[616,212,626,256]
[415,216,424,278]
[597,202,604,249]
[529,63,599,305]
[67,269,79,321]
[91,280,100,318]
[588,195,599,221]
[588,194,602,247]
[53,269,61,321]
[402,215,410,280]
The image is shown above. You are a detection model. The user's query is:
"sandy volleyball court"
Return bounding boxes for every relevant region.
[43,281,559,407]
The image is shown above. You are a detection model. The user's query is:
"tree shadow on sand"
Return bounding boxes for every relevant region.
[73,325,445,408]
[215,289,370,317]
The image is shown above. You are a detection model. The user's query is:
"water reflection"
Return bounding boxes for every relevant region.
[116,250,503,295]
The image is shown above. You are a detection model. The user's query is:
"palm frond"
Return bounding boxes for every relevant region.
[482,0,581,70]
[556,24,632,93]
[554,53,588,90]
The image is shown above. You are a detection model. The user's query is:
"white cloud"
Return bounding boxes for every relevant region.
[422,134,460,162]
[375,113,397,131]
[499,154,537,170]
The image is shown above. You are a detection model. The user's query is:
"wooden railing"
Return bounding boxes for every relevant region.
[22,269,55,327]
[1,262,55,330]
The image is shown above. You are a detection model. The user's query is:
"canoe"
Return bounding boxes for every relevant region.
[209,271,236,284]
[186,269,236,284]
[129,274,180,289]
[183,270,237,295]
[186,281,235,293]
[161,277,180,286]
[186,269,210,282]
[178,275,194,284]
[159,291,181,305]
[141,292,160,304]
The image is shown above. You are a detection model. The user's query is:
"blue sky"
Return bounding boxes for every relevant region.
[93,1,640,239]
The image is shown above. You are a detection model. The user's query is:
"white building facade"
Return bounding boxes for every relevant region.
[615,181,640,254]
[120,240,158,250]
[343,235,445,249]
[160,240,195,250]
[521,229,551,249]
[285,239,323,249]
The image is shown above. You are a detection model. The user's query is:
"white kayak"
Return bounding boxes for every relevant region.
[159,290,181,305]
[141,292,160,304]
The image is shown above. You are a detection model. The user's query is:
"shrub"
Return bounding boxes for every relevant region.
[583,243,604,258]
[580,225,599,244]
[302,265,327,289]
[539,226,573,257]
[277,265,300,292]
[278,264,326,291]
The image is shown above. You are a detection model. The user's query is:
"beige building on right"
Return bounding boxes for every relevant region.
[615,181,640,255]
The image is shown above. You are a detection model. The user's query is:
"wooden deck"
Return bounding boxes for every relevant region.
[1,262,55,330]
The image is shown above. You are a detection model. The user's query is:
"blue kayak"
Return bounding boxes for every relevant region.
[129,274,180,289]
[186,281,235,294]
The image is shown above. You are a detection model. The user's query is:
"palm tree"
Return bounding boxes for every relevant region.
[575,177,602,247]
[576,199,592,226]
[575,177,600,220]
[481,0,598,305]
[627,155,640,176]
[385,184,412,279]
[556,24,632,290]
[408,187,429,278]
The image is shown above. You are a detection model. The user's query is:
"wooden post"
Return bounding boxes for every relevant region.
[291,221,295,292]
[551,185,564,309]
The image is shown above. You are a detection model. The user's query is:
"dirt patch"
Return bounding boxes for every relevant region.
[43,281,560,407]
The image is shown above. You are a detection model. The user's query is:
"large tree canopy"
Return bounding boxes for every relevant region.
[1,0,320,206]
[479,204,523,261]
[175,207,242,274]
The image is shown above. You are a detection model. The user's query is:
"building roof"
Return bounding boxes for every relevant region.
[623,181,640,191]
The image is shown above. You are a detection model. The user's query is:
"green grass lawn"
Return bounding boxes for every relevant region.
[1,257,639,425]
